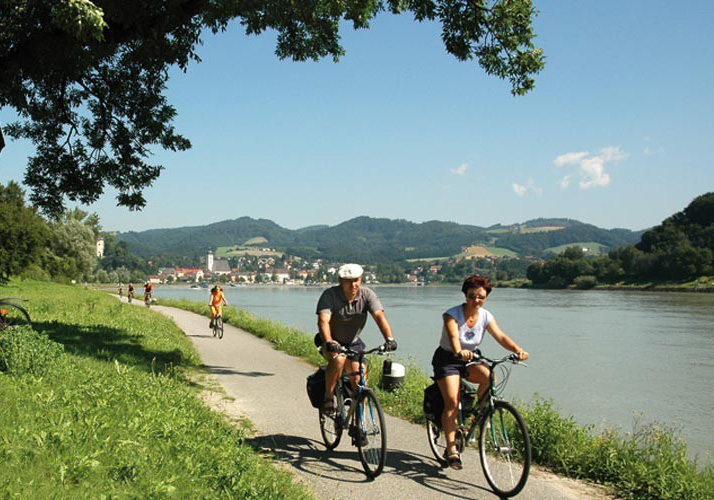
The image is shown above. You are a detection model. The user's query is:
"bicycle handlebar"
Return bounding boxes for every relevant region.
[453,351,528,368]
[336,341,396,356]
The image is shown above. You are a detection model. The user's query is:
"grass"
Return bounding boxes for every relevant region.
[157,297,714,500]
[0,281,309,498]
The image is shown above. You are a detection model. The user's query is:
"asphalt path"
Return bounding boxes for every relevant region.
[125,297,610,499]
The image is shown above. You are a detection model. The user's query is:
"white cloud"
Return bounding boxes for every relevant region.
[450,163,468,176]
[554,146,628,190]
[513,183,527,197]
[554,151,589,167]
[513,179,542,197]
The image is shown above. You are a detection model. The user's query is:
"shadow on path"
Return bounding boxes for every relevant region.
[205,365,274,377]
[249,433,494,497]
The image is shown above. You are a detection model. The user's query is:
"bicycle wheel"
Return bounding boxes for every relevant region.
[319,403,343,450]
[426,418,449,465]
[0,302,31,331]
[479,400,531,497]
[216,315,223,339]
[356,389,387,478]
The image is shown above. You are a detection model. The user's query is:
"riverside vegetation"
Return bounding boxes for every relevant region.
[0,281,308,498]
[159,297,714,500]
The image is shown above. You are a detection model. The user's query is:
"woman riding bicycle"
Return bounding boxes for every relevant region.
[209,285,229,328]
[431,275,529,470]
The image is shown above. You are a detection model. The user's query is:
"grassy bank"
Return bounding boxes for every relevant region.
[158,298,714,500]
[0,281,309,498]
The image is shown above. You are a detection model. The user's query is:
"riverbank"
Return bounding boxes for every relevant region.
[0,281,309,498]
[157,296,714,500]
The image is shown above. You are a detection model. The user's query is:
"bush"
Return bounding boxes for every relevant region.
[574,275,598,289]
[0,327,64,377]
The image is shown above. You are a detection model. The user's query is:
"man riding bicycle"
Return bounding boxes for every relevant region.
[209,285,229,328]
[143,281,153,301]
[315,263,397,415]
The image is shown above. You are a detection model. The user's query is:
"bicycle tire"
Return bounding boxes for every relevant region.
[319,405,343,450]
[478,400,531,497]
[0,302,32,331]
[426,418,448,466]
[356,389,387,478]
[216,316,223,339]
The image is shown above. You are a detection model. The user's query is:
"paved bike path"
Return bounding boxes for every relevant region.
[130,299,609,499]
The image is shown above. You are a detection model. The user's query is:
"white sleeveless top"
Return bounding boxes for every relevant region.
[438,304,493,352]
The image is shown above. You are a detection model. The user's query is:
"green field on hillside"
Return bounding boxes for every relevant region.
[216,245,282,258]
[544,242,608,256]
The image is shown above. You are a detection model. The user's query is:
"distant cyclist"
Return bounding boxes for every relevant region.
[128,283,135,302]
[118,283,123,297]
[143,281,154,302]
[209,285,229,328]
[315,263,397,415]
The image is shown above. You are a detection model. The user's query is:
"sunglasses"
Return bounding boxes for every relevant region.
[467,292,487,300]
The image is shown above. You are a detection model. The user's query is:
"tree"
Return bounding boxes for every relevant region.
[0,181,48,283]
[45,212,98,280]
[1,0,544,216]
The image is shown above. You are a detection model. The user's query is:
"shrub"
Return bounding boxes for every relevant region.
[574,275,598,289]
[0,327,64,377]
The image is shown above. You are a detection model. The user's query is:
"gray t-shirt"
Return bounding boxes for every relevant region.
[316,286,384,345]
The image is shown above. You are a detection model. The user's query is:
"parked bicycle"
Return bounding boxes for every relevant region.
[0,298,32,331]
[212,313,223,339]
[425,353,531,497]
[317,342,391,478]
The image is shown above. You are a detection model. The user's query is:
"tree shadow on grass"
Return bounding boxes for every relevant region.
[32,320,192,374]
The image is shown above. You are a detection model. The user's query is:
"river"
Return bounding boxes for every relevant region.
[155,284,714,463]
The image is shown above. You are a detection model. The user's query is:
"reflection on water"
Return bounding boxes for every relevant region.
[157,284,714,463]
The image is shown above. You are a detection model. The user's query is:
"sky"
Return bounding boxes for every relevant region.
[1,1,713,234]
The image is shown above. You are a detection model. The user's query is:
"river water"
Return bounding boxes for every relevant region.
[156,284,714,463]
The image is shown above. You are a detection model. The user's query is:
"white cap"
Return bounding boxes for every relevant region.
[338,263,363,279]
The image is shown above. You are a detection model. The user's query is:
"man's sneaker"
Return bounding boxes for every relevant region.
[349,426,368,447]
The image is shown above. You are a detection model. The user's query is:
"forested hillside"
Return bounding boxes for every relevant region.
[117,215,641,262]
[527,192,714,288]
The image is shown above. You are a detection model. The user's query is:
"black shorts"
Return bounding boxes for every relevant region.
[431,346,481,380]
[313,333,365,360]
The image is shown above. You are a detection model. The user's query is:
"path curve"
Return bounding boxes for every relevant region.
[127,298,611,499]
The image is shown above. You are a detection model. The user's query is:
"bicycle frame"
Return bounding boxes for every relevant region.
[334,350,372,430]
[460,354,525,443]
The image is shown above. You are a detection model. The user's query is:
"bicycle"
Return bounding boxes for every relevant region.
[0,298,32,331]
[318,342,393,478]
[212,314,223,339]
[425,353,531,498]
[144,292,152,308]
[128,290,134,303]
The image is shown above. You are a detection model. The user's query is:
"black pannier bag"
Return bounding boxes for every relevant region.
[306,367,326,408]
[423,382,444,424]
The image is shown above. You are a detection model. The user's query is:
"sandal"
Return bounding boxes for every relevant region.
[447,451,463,470]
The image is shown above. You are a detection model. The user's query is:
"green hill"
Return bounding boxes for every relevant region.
[117,216,642,262]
